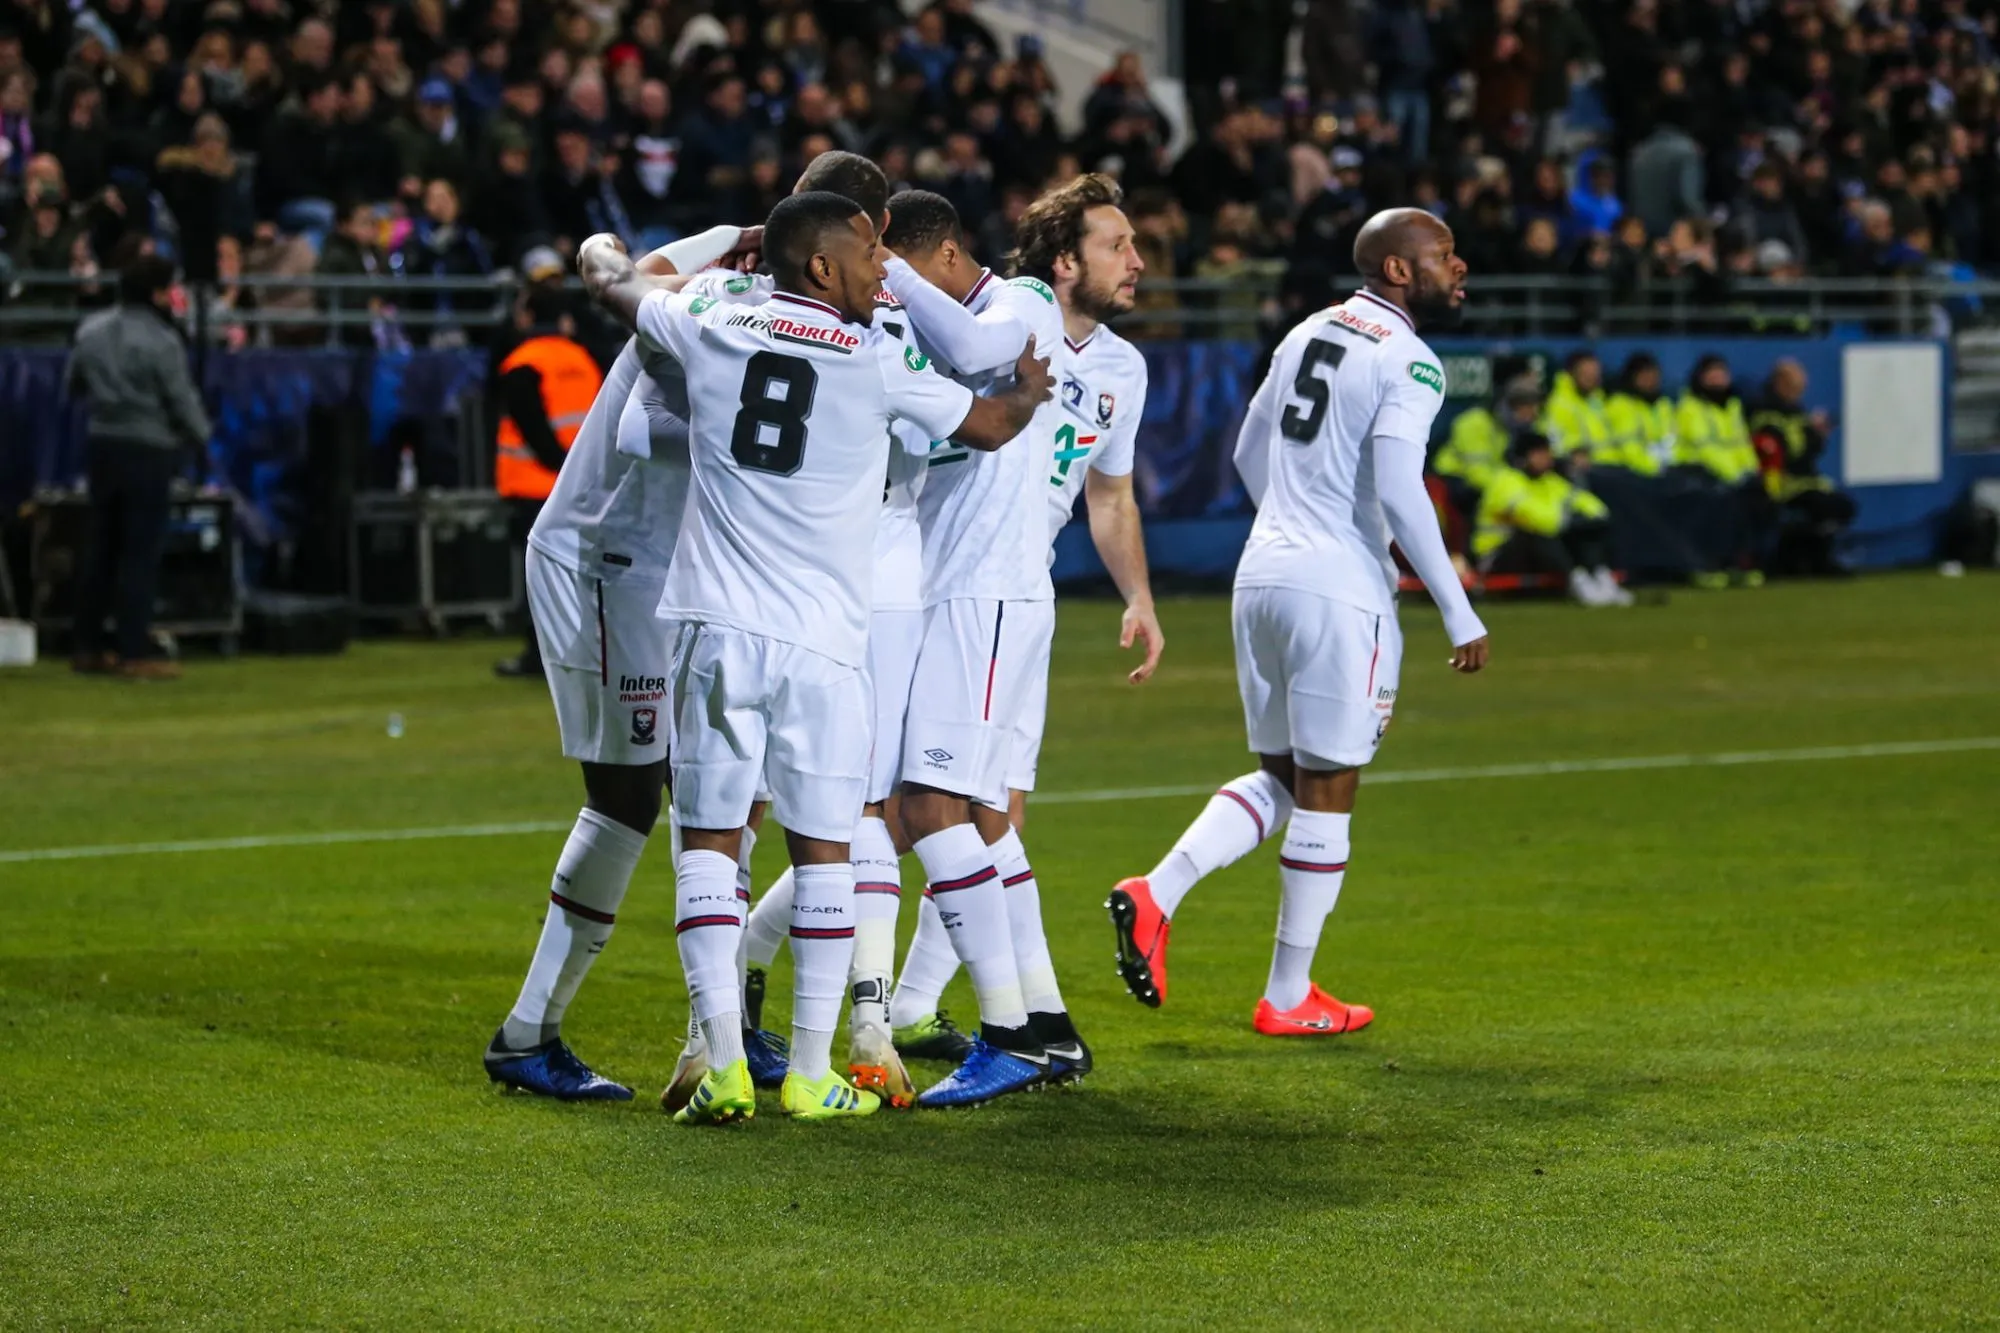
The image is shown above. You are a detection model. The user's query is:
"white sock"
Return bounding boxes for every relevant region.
[503,807,646,1050]
[914,824,1027,1032]
[989,827,1062,1016]
[1148,770,1293,918]
[850,815,901,1032]
[731,825,758,1004]
[675,847,746,1027]
[700,1013,745,1066]
[889,894,961,1028]
[745,866,794,968]
[1265,810,1351,1010]
[788,862,855,1081]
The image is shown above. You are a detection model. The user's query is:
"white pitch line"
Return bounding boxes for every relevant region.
[2,736,1995,866]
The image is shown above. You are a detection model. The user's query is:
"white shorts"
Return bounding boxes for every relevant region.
[668,622,871,842]
[1005,646,1049,795]
[1232,585,1402,770]
[902,598,1056,811]
[865,607,924,805]
[528,548,672,766]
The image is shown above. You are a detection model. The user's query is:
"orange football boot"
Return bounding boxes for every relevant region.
[1106,877,1171,1007]
[1252,984,1374,1036]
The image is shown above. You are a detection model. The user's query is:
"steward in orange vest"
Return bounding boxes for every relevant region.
[493,315,602,499]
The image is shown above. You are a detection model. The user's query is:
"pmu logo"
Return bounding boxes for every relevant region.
[630,707,658,745]
[923,748,953,764]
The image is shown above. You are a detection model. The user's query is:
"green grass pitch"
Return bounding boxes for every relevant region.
[3,574,1998,1328]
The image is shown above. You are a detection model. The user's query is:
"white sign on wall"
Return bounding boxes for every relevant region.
[1841,343,1943,486]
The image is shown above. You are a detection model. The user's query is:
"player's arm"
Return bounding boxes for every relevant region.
[635,224,760,277]
[1232,353,1286,506]
[496,363,566,472]
[882,255,1031,375]
[947,337,1055,450]
[1084,468,1163,683]
[578,233,697,333]
[1375,431,1488,671]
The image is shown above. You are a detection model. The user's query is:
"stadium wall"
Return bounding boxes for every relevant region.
[3,334,1994,586]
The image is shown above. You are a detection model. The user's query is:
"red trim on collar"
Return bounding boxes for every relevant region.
[770,291,844,319]
[1350,288,1415,331]
[964,269,995,305]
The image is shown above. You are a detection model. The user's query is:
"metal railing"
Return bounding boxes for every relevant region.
[2,269,1988,341]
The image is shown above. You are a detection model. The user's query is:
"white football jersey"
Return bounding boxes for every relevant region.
[1043,324,1145,553]
[1233,290,1448,617]
[683,271,930,612]
[913,274,1069,604]
[635,286,975,667]
[527,339,691,580]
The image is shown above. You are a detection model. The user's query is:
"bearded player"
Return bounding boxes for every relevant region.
[1108,208,1490,1034]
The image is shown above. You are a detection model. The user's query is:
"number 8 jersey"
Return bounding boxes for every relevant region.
[1234,290,1449,618]
[635,286,975,668]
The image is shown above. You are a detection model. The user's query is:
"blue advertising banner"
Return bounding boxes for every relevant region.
[6,334,1995,586]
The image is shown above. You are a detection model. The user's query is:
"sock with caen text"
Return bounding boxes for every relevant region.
[502,807,646,1051]
[849,815,902,1032]
[1147,770,1294,918]
[1264,810,1351,1011]
[675,848,746,1054]
[913,824,1029,1037]
[889,893,961,1029]
[788,863,856,1081]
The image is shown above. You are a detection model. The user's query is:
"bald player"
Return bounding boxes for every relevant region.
[1107,208,1491,1034]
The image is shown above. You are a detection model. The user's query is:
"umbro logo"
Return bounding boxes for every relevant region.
[923,747,953,763]
[938,910,962,927]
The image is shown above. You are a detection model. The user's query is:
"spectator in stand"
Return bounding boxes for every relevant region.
[1,68,34,181]
[392,177,493,346]
[1368,0,1436,164]
[41,77,110,202]
[394,78,473,195]
[1474,433,1630,606]
[317,199,390,348]
[1732,162,1808,267]
[897,8,956,97]
[680,72,757,216]
[471,122,551,268]
[618,79,681,248]
[936,128,996,236]
[1567,154,1623,243]
[1513,214,1566,275]
[1471,0,1539,151]
[1083,52,1170,147]
[1749,359,1856,577]
[1675,353,1767,584]
[155,113,252,285]
[339,71,403,205]
[256,71,343,223]
[1519,157,1569,230]
[540,118,630,256]
[1628,103,1705,238]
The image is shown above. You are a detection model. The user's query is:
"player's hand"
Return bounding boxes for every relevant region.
[1014,335,1054,401]
[1450,636,1489,674]
[1121,600,1164,684]
[723,225,763,272]
[576,233,627,269]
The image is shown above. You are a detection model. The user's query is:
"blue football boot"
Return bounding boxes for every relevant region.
[484,1030,633,1101]
[916,1039,1047,1109]
[744,1025,791,1088]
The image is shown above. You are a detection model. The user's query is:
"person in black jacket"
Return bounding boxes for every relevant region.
[256,72,345,218]
[391,176,493,345]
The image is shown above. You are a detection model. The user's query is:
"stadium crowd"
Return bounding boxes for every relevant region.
[2,0,1998,326]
